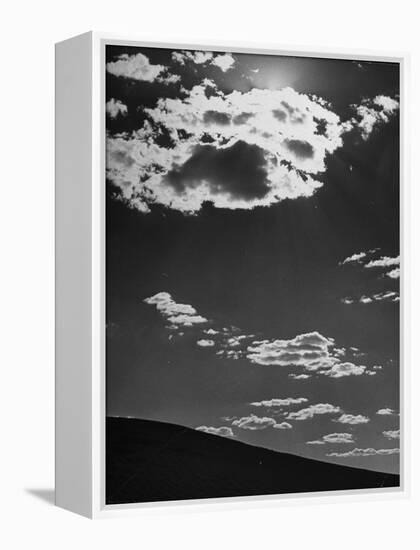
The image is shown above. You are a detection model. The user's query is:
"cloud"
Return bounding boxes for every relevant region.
[335,414,369,425]
[144,291,208,327]
[273,422,293,430]
[232,414,288,430]
[289,373,312,380]
[172,50,214,65]
[107,53,166,82]
[246,331,367,378]
[106,98,128,118]
[342,290,399,305]
[211,53,235,72]
[250,397,308,408]
[387,268,400,279]
[171,50,235,72]
[247,331,335,369]
[307,432,354,445]
[197,339,215,347]
[196,425,235,437]
[287,403,341,421]
[376,408,396,415]
[327,447,399,457]
[340,252,367,265]
[106,84,346,213]
[365,255,400,269]
[349,95,399,140]
[323,362,366,378]
[383,429,400,440]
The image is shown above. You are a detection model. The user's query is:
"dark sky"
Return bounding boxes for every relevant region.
[105,45,400,474]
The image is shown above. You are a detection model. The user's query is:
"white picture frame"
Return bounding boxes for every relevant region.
[55,31,409,518]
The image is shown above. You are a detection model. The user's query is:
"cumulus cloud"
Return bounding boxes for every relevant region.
[327,447,399,457]
[323,362,366,378]
[366,253,400,279]
[349,95,399,140]
[144,291,208,327]
[172,50,235,72]
[307,432,354,445]
[383,429,400,440]
[196,425,235,437]
[211,53,235,72]
[340,251,367,265]
[376,408,396,415]
[287,403,341,421]
[250,397,308,408]
[335,413,369,425]
[106,84,347,213]
[197,339,215,347]
[232,414,288,430]
[289,373,311,380]
[246,331,368,378]
[106,98,128,118]
[172,50,214,65]
[273,422,293,430]
[107,52,166,82]
[247,331,335,368]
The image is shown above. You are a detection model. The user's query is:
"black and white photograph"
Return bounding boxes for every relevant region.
[105,44,400,505]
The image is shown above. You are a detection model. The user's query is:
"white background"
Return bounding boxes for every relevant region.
[1,0,419,547]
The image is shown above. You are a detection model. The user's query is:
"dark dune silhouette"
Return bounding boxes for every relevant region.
[106,417,399,505]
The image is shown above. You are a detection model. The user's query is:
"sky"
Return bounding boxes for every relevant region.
[105,45,400,474]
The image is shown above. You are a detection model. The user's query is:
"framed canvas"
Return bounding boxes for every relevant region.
[55,32,408,518]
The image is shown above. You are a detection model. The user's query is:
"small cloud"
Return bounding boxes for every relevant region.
[376,408,396,415]
[273,422,292,430]
[387,267,400,279]
[289,373,312,380]
[144,292,208,327]
[327,447,399,457]
[232,414,287,431]
[197,339,215,347]
[307,432,354,445]
[106,98,128,118]
[383,429,400,440]
[287,403,341,421]
[250,397,308,408]
[348,96,399,140]
[107,52,166,82]
[196,426,235,437]
[340,251,367,265]
[212,53,235,72]
[335,413,369,425]
[323,362,366,378]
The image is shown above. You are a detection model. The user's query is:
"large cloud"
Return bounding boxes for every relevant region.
[106,84,346,213]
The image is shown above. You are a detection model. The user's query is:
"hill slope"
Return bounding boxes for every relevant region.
[106,417,399,505]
